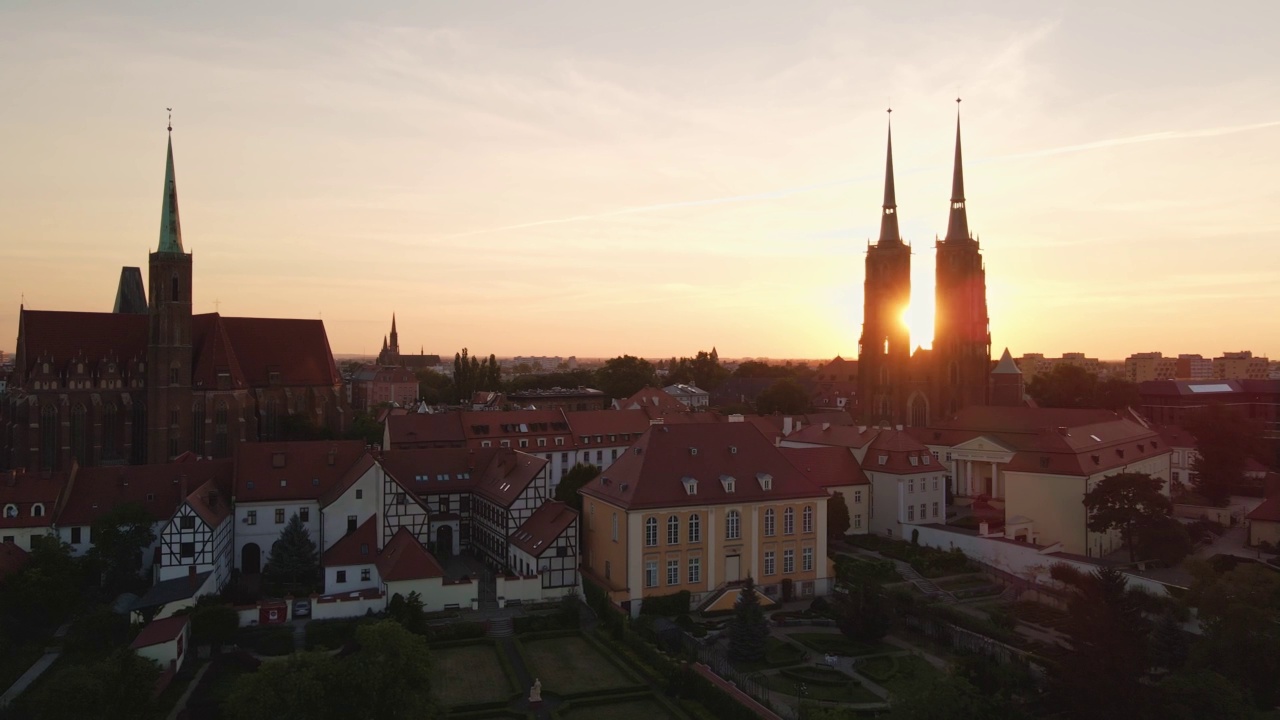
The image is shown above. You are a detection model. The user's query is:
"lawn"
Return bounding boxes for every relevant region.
[1009,601,1069,629]
[560,695,685,720]
[520,635,636,696]
[934,574,993,590]
[763,668,883,704]
[733,637,809,671]
[858,654,942,698]
[789,633,893,657]
[432,642,517,708]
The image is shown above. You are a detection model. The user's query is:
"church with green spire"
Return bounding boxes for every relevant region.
[2,127,350,471]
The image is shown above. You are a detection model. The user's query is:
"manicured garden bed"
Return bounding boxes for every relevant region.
[762,669,882,704]
[1008,601,1069,629]
[432,641,518,708]
[847,535,974,578]
[732,637,808,671]
[857,654,941,697]
[520,634,639,696]
[788,633,893,657]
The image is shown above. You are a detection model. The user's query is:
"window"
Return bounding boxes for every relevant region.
[180,542,195,558]
[667,559,679,585]
[854,514,862,529]
[667,516,679,545]
[500,440,510,448]
[180,516,195,530]
[802,547,814,571]
[247,510,257,525]
[275,509,285,524]
[764,509,776,536]
[645,560,658,588]
[355,489,363,500]
[70,404,87,466]
[40,405,58,470]
[70,527,82,544]
[907,505,915,521]
[764,550,776,575]
[784,507,795,535]
[337,570,347,583]
[688,557,701,584]
[645,517,658,546]
[725,510,740,540]
[932,502,940,518]
[103,402,120,459]
[920,504,927,520]
[688,514,701,543]
[908,479,914,493]
[299,508,309,522]
[802,506,813,533]
[361,568,371,582]
[933,479,939,492]
[519,439,528,448]
[347,515,357,533]
[611,513,618,542]
[783,549,795,574]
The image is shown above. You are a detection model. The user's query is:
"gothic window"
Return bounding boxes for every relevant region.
[102,402,119,459]
[171,272,180,302]
[40,405,58,470]
[214,401,229,458]
[910,396,927,428]
[192,402,206,455]
[879,398,890,419]
[131,402,148,464]
[264,398,279,441]
[70,404,88,466]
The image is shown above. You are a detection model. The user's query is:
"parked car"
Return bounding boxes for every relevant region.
[293,599,312,618]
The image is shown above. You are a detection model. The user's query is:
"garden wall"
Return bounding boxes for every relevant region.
[312,593,386,620]
[911,525,1180,596]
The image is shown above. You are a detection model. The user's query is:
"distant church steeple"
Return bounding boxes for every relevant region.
[157,114,184,254]
[389,313,399,354]
[944,99,970,243]
[878,109,901,245]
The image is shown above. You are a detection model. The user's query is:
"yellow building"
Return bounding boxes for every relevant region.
[1125,352,1177,383]
[1214,351,1270,381]
[580,423,830,615]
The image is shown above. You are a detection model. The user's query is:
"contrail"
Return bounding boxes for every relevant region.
[444,119,1280,240]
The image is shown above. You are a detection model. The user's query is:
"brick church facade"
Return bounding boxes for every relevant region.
[1,130,348,471]
[858,107,1001,427]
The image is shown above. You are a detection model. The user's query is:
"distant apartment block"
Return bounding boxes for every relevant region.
[1126,352,1177,383]
[1214,351,1270,381]
[1176,354,1213,380]
[1016,352,1100,380]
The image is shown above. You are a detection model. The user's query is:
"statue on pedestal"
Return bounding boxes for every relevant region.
[529,678,542,703]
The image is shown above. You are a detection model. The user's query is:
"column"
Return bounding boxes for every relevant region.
[990,461,1000,498]
[964,460,973,496]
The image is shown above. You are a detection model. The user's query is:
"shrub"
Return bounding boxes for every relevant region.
[809,596,831,615]
[238,625,295,656]
[639,590,692,617]
[304,619,360,651]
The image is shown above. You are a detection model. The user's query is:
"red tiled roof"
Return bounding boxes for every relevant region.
[215,316,341,387]
[18,310,148,374]
[786,423,876,450]
[190,314,247,390]
[130,614,189,648]
[0,542,30,581]
[322,515,378,568]
[57,461,232,527]
[378,447,495,495]
[617,387,686,412]
[319,454,377,508]
[580,422,827,510]
[385,413,466,447]
[185,477,232,527]
[1154,425,1197,449]
[377,528,443,581]
[459,410,571,441]
[510,501,577,558]
[0,472,64,529]
[474,450,546,506]
[1247,496,1280,523]
[779,446,869,487]
[565,409,652,438]
[863,429,945,474]
[234,441,369,503]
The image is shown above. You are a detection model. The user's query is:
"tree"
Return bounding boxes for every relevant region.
[727,577,769,663]
[30,650,160,720]
[1185,561,1280,708]
[595,355,659,399]
[1026,364,1097,409]
[1149,611,1190,673]
[187,597,240,650]
[756,379,811,415]
[0,537,82,643]
[1093,377,1140,411]
[733,360,793,379]
[89,502,156,593]
[827,492,850,540]
[415,369,454,405]
[887,672,1031,720]
[1185,404,1266,506]
[1049,563,1161,719]
[344,412,384,445]
[387,591,428,636]
[223,652,333,720]
[1082,472,1172,562]
[667,350,730,391]
[64,605,130,658]
[331,621,440,720]
[1152,670,1256,720]
[1134,516,1192,566]
[832,579,891,644]
[554,463,600,515]
[263,513,320,591]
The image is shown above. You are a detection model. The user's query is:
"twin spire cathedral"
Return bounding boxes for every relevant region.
[857,105,993,428]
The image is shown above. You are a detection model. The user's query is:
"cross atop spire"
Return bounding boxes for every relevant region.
[156,114,185,254]
[877,108,902,245]
[944,98,970,243]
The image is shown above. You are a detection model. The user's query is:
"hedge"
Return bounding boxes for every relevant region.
[639,590,692,617]
[236,625,295,656]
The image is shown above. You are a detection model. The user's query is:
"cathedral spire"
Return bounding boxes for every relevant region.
[877,109,901,245]
[945,99,970,242]
[157,116,184,254]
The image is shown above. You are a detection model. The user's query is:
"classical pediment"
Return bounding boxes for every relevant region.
[950,435,1015,462]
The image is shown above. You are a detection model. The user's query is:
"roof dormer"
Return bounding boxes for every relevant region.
[681,476,698,495]
[719,475,735,493]
[756,473,773,491]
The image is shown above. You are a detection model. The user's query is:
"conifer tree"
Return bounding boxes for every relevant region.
[728,576,769,663]
[264,512,319,589]
[828,492,851,540]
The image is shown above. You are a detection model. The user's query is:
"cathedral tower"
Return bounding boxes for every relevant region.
[932,103,991,418]
[146,125,194,462]
[858,113,912,426]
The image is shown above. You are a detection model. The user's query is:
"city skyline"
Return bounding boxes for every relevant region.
[3,2,1279,359]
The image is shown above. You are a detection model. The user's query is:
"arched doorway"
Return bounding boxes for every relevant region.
[436,525,454,556]
[242,543,262,575]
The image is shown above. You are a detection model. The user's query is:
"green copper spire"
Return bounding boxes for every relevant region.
[157,124,184,254]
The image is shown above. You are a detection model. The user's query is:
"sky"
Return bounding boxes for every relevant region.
[2,1,1279,361]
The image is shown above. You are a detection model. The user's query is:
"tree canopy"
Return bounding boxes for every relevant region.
[666,349,730,391]
[89,502,156,594]
[452,348,501,403]
[553,463,600,514]
[1185,404,1267,505]
[1025,365,1140,411]
[728,576,769,663]
[827,491,851,540]
[29,650,159,720]
[595,355,659,399]
[263,512,320,591]
[755,378,811,415]
[1082,472,1172,562]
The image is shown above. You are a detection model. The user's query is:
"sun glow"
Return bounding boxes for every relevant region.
[902,301,934,351]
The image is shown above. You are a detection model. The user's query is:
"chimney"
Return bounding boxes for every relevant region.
[782,417,794,436]
[822,422,831,431]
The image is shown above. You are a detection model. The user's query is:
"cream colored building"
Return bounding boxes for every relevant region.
[1214,351,1270,381]
[911,407,1172,557]
[580,423,830,615]
[1126,352,1177,383]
